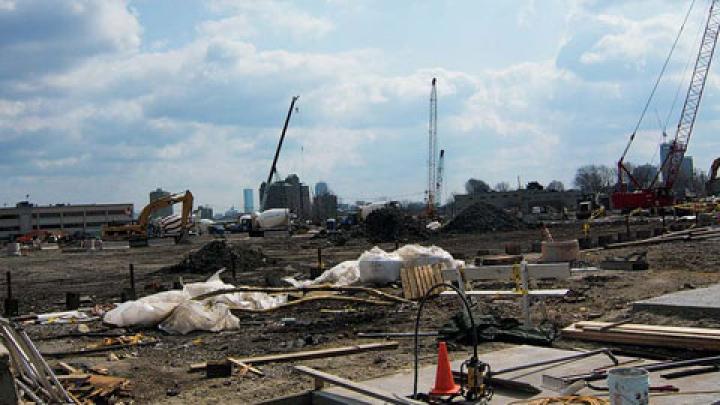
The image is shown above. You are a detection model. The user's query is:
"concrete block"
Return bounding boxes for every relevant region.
[633,284,720,318]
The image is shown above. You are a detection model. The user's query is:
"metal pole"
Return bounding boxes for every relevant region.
[6,271,11,299]
[521,260,531,329]
[129,264,135,291]
[317,247,323,271]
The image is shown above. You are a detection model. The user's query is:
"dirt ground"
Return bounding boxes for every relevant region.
[2,219,720,404]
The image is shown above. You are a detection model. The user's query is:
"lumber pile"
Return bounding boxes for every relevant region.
[563,321,720,351]
[400,264,445,300]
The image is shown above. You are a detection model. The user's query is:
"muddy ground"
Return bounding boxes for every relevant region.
[2,219,720,404]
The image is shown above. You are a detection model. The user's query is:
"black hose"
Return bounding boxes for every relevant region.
[412,283,478,399]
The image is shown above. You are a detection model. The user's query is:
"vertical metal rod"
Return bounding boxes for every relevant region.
[317,248,323,271]
[6,271,11,299]
[129,264,135,291]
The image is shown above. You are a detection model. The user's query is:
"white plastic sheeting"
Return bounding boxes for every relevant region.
[426,221,441,231]
[285,260,360,288]
[285,244,461,287]
[358,247,403,285]
[103,269,288,334]
[394,244,457,269]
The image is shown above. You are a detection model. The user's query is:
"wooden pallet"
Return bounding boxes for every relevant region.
[400,264,445,300]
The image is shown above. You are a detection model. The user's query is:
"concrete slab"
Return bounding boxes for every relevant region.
[633,284,720,318]
[324,346,720,404]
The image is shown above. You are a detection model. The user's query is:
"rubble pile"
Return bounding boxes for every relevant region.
[364,208,429,242]
[163,240,269,274]
[442,202,525,234]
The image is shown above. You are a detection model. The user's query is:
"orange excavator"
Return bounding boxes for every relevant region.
[102,190,194,246]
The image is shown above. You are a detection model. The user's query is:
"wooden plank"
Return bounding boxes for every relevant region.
[441,289,568,297]
[227,359,265,376]
[407,267,419,299]
[399,267,411,299]
[294,366,421,405]
[575,321,720,337]
[189,342,399,371]
[562,324,720,351]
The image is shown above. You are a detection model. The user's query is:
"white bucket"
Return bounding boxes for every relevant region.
[608,367,649,405]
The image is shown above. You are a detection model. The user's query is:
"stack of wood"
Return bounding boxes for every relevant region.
[563,321,720,351]
[400,264,445,300]
[56,363,131,403]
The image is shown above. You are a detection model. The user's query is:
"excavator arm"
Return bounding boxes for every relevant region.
[103,190,194,243]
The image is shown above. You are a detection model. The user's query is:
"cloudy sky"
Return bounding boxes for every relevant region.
[2,0,720,212]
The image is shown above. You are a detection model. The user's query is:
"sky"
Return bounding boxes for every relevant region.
[2,0,720,213]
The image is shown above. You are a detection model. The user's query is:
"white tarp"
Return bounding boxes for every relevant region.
[103,269,288,334]
[285,260,360,288]
[285,244,460,287]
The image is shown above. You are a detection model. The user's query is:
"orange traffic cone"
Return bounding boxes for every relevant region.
[429,341,461,396]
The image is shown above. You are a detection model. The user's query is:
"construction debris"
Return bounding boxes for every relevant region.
[189,341,400,371]
[162,239,270,274]
[364,207,429,242]
[442,202,525,234]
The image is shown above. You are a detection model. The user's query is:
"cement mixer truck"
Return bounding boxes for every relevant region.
[240,208,292,237]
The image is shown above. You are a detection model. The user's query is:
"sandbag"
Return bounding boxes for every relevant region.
[358,246,403,284]
[103,290,190,327]
[159,301,239,335]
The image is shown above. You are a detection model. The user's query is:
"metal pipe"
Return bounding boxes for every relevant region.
[18,328,74,403]
[15,378,47,405]
[493,348,618,377]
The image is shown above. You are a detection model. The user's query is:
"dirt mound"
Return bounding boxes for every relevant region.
[163,240,269,274]
[364,208,428,243]
[442,202,525,234]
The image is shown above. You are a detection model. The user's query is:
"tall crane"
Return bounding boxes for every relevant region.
[613,0,720,210]
[436,149,445,208]
[261,95,299,211]
[426,78,438,216]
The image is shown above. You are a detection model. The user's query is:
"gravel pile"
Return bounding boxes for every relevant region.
[443,202,525,234]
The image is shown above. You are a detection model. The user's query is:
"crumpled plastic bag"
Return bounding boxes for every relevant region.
[103,290,190,327]
[394,244,457,269]
[183,269,234,298]
[159,301,239,335]
[358,246,403,284]
[426,221,442,231]
[285,260,360,287]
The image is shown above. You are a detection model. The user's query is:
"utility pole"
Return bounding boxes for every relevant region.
[426,78,438,216]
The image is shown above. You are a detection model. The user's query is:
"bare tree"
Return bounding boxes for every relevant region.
[465,178,491,194]
[574,165,615,194]
[547,180,565,192]
[494,182,511,192]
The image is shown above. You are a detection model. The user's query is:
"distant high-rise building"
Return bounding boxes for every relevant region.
[659,142,693,190]
[149,188,172,219]
[198,205,213,220]
[315,182,329,196]
[243,189,254,213]
[260,174,311,219]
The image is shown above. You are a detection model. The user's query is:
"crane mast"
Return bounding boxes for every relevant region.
[427,78,438,216]
[436,149,445,208]
[261,95,299,211]
[662,0,720,189]
[612,0,720,209]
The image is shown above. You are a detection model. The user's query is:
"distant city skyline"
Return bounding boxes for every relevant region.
[2,1,720,209]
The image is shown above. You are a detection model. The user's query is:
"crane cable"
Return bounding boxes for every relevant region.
[620,0,697,162]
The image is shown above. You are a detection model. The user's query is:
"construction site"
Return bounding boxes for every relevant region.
[6,1,720,405]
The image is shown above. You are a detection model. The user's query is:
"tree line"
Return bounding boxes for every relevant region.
[464,163,708,196]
